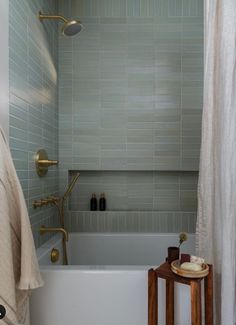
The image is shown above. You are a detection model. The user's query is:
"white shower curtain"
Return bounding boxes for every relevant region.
[196,0,236,324]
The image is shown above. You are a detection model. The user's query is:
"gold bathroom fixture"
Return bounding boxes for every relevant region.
[51,248,60,263]
[33,199,49,208]
[37,173,80,265]
[33,200,44,209]
[35,149,58,177]
[40,225,69,242]
[54,172,80,265]
[62,173,80,206]
[33,196,60,209]
[47,196,60,204]
[38,11,83,36]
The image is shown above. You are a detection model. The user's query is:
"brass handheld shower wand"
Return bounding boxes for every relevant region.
[62,172,80,204]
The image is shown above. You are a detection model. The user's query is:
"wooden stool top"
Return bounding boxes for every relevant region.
[155,262,206,285]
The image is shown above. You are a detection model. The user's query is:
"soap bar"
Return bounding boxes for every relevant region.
[190,255,205,265]
[180,254,190,264]
[180,262,202,271]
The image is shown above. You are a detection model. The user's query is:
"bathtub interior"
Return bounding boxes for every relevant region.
[67,232,195,266]
[38,232,195,266]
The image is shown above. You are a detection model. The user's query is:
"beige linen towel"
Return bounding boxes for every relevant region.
[0,128,43,324]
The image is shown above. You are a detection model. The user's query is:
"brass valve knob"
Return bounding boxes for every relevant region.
[35,149,59,177]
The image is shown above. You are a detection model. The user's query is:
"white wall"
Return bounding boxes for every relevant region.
[0,0,9,138]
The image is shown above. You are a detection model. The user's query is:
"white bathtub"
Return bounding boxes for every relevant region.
[30,233,195,325]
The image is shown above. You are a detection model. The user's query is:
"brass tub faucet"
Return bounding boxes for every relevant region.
[38,173,80,265]
[40,225,69,242]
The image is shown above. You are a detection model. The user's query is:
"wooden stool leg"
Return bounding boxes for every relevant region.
[204,265,213,325]
[166,280,174,325]
[191,281,202,325]
[148,269,157,325]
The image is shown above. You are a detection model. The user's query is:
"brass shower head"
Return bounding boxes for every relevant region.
[38,11,83,36]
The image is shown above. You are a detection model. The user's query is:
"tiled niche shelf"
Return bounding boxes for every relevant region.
[65,210,197,233]
[68,170,198,212]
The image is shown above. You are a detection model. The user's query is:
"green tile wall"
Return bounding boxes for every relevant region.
[59,0,203,18]
[58,0,203,233]
[9,0,59,247]
[58,0,203,174]
[7,0,203,243]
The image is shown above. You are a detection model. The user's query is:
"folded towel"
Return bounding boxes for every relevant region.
[0,128,44,324]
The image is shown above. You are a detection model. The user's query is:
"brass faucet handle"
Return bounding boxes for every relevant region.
[35,149,59,177]
[37,159,59,167]
[33,198,50,208]
[33,200,43,209]
[48,196,60,203]
[46,196,55,204]
[33,195,61,208]
[46,196,60,206]
[40,225,46,233]
[41,199,49,206]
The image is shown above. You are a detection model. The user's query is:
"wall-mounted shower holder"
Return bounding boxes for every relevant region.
[35,149,58,177]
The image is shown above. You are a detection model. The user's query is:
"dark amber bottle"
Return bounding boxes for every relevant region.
[90,193,97,211]
[99,193,106,211]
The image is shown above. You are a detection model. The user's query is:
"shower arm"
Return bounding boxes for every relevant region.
[39,11,68,23]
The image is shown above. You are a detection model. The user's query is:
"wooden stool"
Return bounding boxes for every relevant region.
[148,262,213,325]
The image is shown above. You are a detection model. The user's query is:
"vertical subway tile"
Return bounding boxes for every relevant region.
[9,0,59,246]
[56,0,203,235]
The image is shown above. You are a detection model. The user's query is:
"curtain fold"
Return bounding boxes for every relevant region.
[196,0,236,324]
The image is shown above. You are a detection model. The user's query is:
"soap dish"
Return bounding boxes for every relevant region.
[171,260,209,278]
